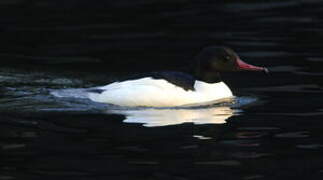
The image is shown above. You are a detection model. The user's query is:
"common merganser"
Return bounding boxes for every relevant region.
[88,46,268,107]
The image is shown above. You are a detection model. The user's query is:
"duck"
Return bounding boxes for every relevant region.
[87,46,268,107]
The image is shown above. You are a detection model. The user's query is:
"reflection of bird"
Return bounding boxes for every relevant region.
[88,46,268,107]
[107,106,237,127]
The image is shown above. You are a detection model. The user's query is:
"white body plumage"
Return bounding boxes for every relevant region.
[88,77,233,107]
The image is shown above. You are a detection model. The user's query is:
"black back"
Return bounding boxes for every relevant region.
[147,71,196,91]
[127,71,196,91]
[87,71,196,93]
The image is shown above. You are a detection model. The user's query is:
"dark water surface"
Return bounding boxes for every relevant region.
[1,1,323,180]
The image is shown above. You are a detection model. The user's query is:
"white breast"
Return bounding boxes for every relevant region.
[88,78,233,107]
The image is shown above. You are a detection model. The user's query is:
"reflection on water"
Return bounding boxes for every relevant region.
[107,106,238,127]
[103,96,257,127]
[48,86,257,127]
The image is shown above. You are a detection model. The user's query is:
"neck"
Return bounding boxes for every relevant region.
[194,70,222,83]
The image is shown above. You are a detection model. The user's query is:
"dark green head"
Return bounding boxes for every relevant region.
[194,46,268,82]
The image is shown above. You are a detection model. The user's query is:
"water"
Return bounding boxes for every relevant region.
[1,1,323,180]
